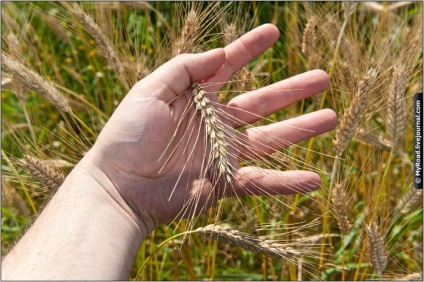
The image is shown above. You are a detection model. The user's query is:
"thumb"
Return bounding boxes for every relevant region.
[133,48,225,102]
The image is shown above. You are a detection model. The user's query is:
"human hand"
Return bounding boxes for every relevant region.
[83,24,337,235]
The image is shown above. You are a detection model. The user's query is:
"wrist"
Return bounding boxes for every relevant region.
[77,153,158,236]
[3,155,151,279]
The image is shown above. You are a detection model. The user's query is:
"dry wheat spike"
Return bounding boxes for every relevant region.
[223,22,238,46]
[388,63,408,147]
[399,188,423,215]
[398,272,423,281]
[71,4,128,90]
[2,181,30,217]
[366,222,387,275]
[302,17,316,57]
[331,184,351,236]
[5,33,28,102]
[192,82,233,184]
[6,33,24,65]
[24,155,66,190]
[176,10,199,55]
[355,128,392,151]
[342,2,358,20]
[196,224,301,261]
[1,53,72,113]
[333,68,378,156]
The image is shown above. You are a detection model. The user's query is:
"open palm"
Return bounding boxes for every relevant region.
[86,24,337,230]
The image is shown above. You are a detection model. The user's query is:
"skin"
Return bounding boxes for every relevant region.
[2,24,337,280]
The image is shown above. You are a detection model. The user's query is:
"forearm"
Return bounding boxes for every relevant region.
[2,158,147,280]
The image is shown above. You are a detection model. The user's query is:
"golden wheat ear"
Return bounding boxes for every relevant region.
[331,183,351,237]
[175,10,199,55]
[192,82,233,184]
[366,222,388,276]
[397,273,423,281]
[388,63,408,148]
[69,3,129,91]
[1,53,72,113]
[333,68,378,157]
[23,155,66,190]
[196,224,301,261]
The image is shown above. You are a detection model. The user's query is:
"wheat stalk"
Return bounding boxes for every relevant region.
[333,68,378,156]
[196,224,301,260]
[331,184,351,237]
[366,222,387,275]
[24,155,66,190]
[192,82,233,184]
[388,63,408,147]
[1,53,72,113]
[176,10,199,55]
[71,4,128,90]
[297,256,303,281]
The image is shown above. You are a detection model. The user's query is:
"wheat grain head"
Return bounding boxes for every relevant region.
[196,224,301,261]
[70,4,128,90]
[331,183,351,237]
[333,68,378,156]
[192,82,233,185]
[388,63,408,148]
[1,53,72,113]
[24,155,66,190]
[366,222,388,275]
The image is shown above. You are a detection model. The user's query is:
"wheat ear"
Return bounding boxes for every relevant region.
[176,10,199,55]
[6,32,29,102]
[331,184,351,237]
[342,2,358,20]
[24,155,66,190]
[2,181,30,217]
[302,17,316,58]
[71,4,127,89]
[398,273,423,281]
[302,16,320,73]
[333,68,378,156]
[192,82,233,184]
[398,188,423,215]
[339,61,355,90]
[6,33,24,64]
[356,128,392,152]
[388,63,408,147]
[366,222,387,275]
[1,53,72,113]
[196,224,301,260]
[223,22,238,46]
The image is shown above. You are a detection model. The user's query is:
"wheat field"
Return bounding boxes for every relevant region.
[1,2,423,280]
